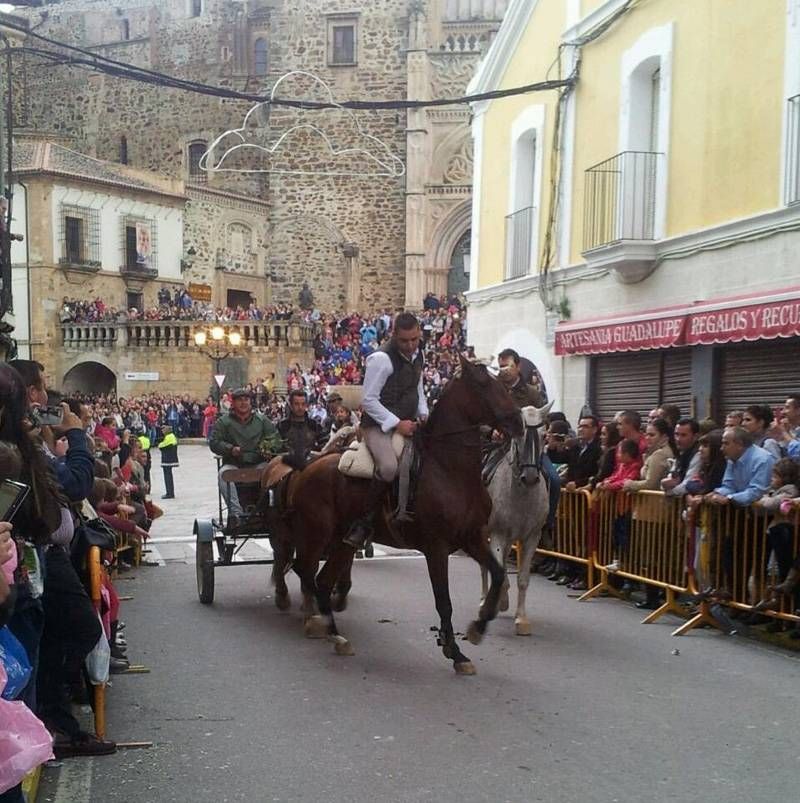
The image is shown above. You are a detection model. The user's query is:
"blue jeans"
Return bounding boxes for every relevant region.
[541,454,561,530]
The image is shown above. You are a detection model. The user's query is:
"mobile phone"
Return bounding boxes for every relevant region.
[33,405,64,427]
[0,480,30,523]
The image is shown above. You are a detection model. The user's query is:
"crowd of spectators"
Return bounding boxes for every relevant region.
[0,358,165,800]
[539,397,800,629]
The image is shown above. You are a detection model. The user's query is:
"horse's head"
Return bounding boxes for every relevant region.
[457,355,523,438]
[513,401,554,485]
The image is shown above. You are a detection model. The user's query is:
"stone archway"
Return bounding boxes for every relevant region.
[447,228,471,297]
[63,361,117,396]
[427,199,472,298]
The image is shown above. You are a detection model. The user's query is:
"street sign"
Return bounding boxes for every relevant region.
[124,372,159,381]
[214,374,226,388]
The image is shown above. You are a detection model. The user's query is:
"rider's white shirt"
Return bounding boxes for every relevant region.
[361,349,429,433]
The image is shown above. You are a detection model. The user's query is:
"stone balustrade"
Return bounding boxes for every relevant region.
[61,320,317,351]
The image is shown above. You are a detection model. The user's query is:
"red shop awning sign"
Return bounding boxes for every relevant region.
[554,292,800,356]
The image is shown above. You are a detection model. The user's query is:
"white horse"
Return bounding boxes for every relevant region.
[480,402,552,635]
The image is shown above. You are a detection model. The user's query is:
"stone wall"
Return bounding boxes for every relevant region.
[16,0,413,312]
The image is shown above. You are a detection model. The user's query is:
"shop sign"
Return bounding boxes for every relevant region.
[188,283,213,302]
[555,292,800,356]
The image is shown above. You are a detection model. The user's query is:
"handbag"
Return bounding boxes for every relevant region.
[0,626,32,701]
[70,513,117,577]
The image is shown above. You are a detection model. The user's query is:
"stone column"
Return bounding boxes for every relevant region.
[404,10,433,310]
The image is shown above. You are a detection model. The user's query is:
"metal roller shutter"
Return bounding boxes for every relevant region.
[591,352,661,423]
[717,339,800,417]
[661,349,693,417]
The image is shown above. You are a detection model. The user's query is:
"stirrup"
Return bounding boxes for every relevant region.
[391,507,415,524]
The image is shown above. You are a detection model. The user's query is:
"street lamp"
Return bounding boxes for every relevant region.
[193,324,242,409]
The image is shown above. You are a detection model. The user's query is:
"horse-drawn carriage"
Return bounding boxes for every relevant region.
[194,458,276,604]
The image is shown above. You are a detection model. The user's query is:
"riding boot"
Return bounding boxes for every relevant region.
[343,478,389,549]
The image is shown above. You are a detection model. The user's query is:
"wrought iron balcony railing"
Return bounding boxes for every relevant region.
[583,151,660,252]
[504,205,536,280]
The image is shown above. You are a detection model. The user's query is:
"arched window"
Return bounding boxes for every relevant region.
[254,38,268,76]
[119,136,128,165]
[187,141,207,179]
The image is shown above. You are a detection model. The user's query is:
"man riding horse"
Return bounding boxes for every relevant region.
[343,312,428,550]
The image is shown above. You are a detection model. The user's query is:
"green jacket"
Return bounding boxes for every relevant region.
[209,412,280,466]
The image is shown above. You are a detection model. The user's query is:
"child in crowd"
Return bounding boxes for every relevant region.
[753,458,800,612]
[599,439,641,574]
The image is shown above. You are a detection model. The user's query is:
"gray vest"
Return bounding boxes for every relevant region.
[361,340,424,429]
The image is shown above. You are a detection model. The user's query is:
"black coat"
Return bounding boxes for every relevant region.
[562,439,601,487]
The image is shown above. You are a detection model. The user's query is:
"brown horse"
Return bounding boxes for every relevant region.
[273,356,522,674]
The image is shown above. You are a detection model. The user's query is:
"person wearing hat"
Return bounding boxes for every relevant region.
[209,389,281,525]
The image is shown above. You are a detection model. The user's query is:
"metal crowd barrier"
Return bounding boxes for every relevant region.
[533,488,594,585]
[537,487,800,638]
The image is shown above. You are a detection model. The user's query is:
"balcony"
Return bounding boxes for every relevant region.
[504,206,536,281]
[120,263,158,280]
[786,95,800,205]
[582,151,660,283]
[61,320,317,352]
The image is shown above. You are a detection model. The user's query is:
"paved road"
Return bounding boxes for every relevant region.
[39,447,800,803]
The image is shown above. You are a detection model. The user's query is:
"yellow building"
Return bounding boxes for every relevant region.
[467,0,800,422]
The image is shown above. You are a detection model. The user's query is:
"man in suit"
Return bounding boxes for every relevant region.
[565,415,602,490]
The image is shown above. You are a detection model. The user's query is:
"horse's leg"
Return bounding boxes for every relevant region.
[514,535,539,636]
[331,557,353,612]
[269,525,293,611]
[312,545,356,656]
[465,528,505,646]
[424,545,474,675]
[492,534,511,613]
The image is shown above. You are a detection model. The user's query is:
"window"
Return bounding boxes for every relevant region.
[126,290,143,312]
[65,217,84,264]
[187,141,207,179]
[125,225,138,269]
[190,0,202,18]
[119,135,128,165]
[328,18,357,65]
[505,105,544,280]
[254,38,268,76]
[59,205,100,268]
[121,217,157,274]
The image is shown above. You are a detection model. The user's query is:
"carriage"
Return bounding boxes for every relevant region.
[194,458,276,604]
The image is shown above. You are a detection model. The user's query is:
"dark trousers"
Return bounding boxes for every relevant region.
[162,465,175,497]
[0,785,24,802]
[766,522,796,580]
[37,548,101,737]
[7,590,44,711]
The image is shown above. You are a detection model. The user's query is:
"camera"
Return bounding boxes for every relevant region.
[31,404,64,428]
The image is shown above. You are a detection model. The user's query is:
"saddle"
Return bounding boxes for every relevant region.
[337,433,406,479]
[338,434,420,522]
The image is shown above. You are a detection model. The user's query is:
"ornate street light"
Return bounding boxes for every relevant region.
[193,324,242,409]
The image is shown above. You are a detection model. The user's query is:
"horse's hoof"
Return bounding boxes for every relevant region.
[275,593,291,611]
[454,661,476,675]
[330,635,355,656]
[466,621,484,645]
[304,616,328,639]
[499,593,510,613]
[331,594,348,613]
[515,619,532,636]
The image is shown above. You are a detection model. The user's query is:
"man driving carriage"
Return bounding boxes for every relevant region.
[343,312,428,549]
[209,388,281,527]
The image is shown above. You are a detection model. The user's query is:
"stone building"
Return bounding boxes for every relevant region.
[10,0,506,391]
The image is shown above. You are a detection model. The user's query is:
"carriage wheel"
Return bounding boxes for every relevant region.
[196,538,215,604]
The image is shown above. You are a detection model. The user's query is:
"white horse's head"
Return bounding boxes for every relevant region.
[514,401,555,485]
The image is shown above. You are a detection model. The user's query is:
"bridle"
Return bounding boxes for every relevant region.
[511,419,546,485]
